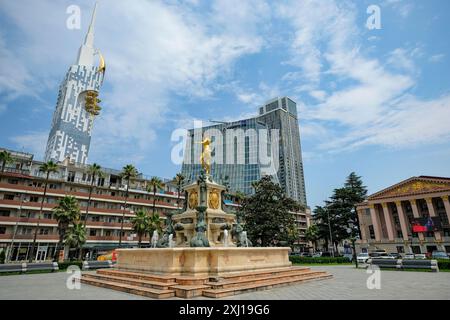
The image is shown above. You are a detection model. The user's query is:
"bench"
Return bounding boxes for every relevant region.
[401,259,439,272]
[0,263,26,273]
[82,260,115,271]
[0,262,58,274]
[367,258,401,269]
[367,259,439,272]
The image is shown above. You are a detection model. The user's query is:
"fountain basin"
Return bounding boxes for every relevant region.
[116,247,292,276]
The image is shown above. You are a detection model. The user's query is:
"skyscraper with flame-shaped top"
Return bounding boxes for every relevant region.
[44,3,105,165]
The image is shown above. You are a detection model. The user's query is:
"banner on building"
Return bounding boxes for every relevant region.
[411,217,442,233]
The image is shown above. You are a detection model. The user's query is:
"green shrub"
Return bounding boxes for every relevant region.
[289,256,351,264]
[58,261,83,270]
[437,259,450,270]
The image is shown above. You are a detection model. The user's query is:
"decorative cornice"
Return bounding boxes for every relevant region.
[367,176,450,201]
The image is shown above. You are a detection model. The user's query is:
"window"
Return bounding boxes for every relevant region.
[0,210,10,217]
[39,228,49,235]
[4,194,14,200]
[89,229,97,236]
[368,225,375,239]
[411,246,421,254]
[105,230,111,236]
[30,196,39,202]
[67,171,75,182]
[7,179,18,184]
[396,246,405,253]
[0,227,6,234]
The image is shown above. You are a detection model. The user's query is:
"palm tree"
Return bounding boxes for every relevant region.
[0,150,13,172]
[148,212,163,238]
[131,209,150,247]
[0,150,13,173]
[147,177,163,215]
[29,160,59,262]
[118,164,138,247]
[174,173,185,209]
[305,225,319,252]
[64,223,87,260]
[83,163,103,228]
[53,196,81,261]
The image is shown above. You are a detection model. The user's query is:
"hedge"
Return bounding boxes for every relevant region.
[437,260,450,270]
[58,261,83,270]
[289,256,351,264]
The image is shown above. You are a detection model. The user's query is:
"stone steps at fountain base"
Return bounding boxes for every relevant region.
[82,273,176,290]
[202,272,333,298]
[81,267,332,299]
[205,270,328,290]
[96,269,176,283]
[80,276,175,299]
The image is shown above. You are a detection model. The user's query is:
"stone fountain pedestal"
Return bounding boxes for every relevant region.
[115,247,292,276]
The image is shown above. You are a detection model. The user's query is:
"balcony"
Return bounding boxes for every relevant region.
[0,216,133,230]
[0,216,55,225]
[0,233,59,241]
[0,183,182,210]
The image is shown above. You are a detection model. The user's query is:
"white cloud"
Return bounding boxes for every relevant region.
[429,54,445,63]
[277,0,448,154]
[9,131,48,159]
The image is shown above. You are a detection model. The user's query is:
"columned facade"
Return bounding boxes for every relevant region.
[356,176,450,255]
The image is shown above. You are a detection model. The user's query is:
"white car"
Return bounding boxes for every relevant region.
[357,252,370,264]
[414,254,427,260]
[404,253,415,259]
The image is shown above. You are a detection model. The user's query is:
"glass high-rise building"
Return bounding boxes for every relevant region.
[181,96,307,206]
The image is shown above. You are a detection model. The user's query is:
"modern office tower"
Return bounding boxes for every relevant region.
[44,3,105,165]
[181,96,307,206]
[258,97,307,206]
[182,117,279,195]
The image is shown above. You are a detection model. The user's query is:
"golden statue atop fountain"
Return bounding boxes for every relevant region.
[198,137,211,174]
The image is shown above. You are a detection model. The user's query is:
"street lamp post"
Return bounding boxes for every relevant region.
[347,219,359,268]
[326,209,335,257]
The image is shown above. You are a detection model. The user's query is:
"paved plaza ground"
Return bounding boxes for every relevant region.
[0,265,449,300]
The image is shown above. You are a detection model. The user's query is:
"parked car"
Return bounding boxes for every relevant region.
[300,252,313,257]
[414,254,427,260]
[378,253,396,259]
[388,252,402,259]
[431,251,449,260]
[357,252,370,264]
[404,253,415,259]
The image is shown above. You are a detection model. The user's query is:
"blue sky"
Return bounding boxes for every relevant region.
[0,0,449,209]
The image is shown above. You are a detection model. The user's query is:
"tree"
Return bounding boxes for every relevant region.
[131,209,150,247]
[149,212,163,235]
[311,172,367,266]
[118,164,138,247]
[234,191,246,205]
[305,225,319,251]
[29,160,59,262]
[53,196,81,261]
[174,173,185,209]
[147,177,163,215]
[238,176,300,247]
[83,163,103,228]
[0,150,13,172]
[64,223,87,260]
[343,172,368,239]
